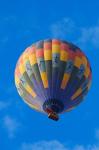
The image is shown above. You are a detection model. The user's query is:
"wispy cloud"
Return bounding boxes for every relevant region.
[3,115,20,138]
[20,140,67,150]
[77,26,99,48]
[0,88,22,139]
[73,145,99,150]
[20,140,99,150]
[50,18,76,39]
[20,129,99,150]
[50,17,99,49]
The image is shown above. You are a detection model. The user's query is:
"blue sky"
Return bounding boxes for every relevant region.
[0,0,99,149]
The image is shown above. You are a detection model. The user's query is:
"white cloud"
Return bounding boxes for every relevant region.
[73,145,85,150]
[20,140,99,150]
[19,124,99,150]
[77,26,99,48]
[20,140,68,150]
[20,128,99,150]
[73,145,98,150]
[50,18,76,39]
[50,17,99,48]
[3,116,20,138]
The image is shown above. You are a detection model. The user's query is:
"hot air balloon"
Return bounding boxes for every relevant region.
[15,39,92,121]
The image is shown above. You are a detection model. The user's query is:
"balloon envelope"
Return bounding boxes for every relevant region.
[15,39,92,121]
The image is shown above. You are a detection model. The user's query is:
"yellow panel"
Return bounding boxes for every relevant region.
[41,72,48,88]
[82,56,87,66]
[61,74,70,89]
[44,50,52,60]
[16,76,36,98]
[16,75,36,98]
[23,53,29,62]
[15,76,20,85]
[84,67,90,78]
[52,45,60,53]
[74,56,82,67]
[71,88,82,100]
[29,53,37,65]
[25,84,36,98]
[19,63,25,74]
[60,50,68,61]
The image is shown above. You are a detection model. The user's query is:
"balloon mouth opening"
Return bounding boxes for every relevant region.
[43,99,64,121]
[48,112,59,121]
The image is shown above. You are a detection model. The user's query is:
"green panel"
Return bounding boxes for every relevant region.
[32,64,42,83]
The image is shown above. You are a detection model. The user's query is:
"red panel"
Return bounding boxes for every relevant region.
[61,42,69,52]
[36,49,44,58]
[52,39,60,44]
[44,42,52,49]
